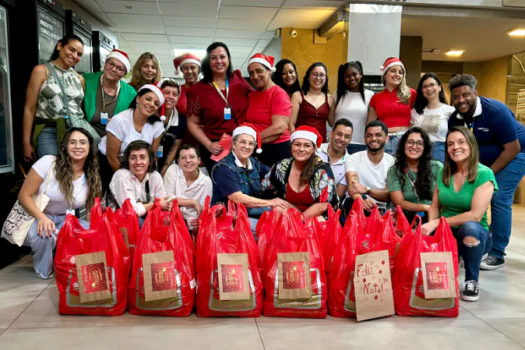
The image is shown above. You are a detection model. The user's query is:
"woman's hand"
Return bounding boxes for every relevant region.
[23,143,36,162]
[422,204,431,212]
[269,197,291,210]
[421,219,439,236]
[192,200,203,215]
[207,142,223,156]
[159,198,172,211]
[37,216,56,238]
[189,218,199,228]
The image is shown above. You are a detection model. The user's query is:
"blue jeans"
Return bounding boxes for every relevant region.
[346,143,367,155]
[24,214,89,279]
[432,141,445,164]
[385,134,402,156]
[454,221,493,282]
[247,206,272,239]
[490,152,525,259]
[37,127,59,159]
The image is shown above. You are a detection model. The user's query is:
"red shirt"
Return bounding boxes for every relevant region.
[369,87,417,128]
[246,85,292,144]
[175,84,188,116]
[187,70,253,140]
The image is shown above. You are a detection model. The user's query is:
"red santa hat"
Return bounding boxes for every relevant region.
[291,126,323,148]
[155,80,169,121]
[138,84,165,113]
[106,49,131,73]
[232,123,262,154]
[380,57,404,73]
[173,53,201,74]
[247,53,275,72]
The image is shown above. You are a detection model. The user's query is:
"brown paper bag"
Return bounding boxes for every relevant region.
[420,252,456,299]
[277,252,312,300]
[217,253,250,301]
[142,251,178,302]
[119,227,129,249]
[354,250,395,321]
[75,251,111,303]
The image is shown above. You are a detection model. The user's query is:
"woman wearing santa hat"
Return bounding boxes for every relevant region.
[211,123,291,232]
[246,53,293,167]
[187,42,253,172]
[83,49,137,138]
[97,84,165,195]
[173,53,201,117]
[289,62,334,143]
[366,57,417,155]
[129,52,162,91]
[261,126,338,219]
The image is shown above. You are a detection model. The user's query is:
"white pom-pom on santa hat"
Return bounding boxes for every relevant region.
[380,57,404,73]
[233,123,263,154]
[173,53,201,75]
[247,53,276,73]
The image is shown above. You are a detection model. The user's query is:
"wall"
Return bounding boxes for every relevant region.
[262,35,282,65]
[400,36,423,89]
[281,28,348,92]
[463,56,509,102]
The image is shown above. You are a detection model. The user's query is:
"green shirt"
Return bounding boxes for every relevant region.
[437,163,498,230]
[387,160,442,205]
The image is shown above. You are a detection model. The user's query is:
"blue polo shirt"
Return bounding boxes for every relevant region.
[448,96,525,166]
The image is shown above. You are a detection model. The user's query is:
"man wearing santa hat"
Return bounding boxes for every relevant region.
[211,123,291,232]
[83,49,137,137]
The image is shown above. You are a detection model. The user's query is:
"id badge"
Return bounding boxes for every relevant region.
[66,208,75,217]
[100,112,109,125]
[224,108,231,121]
[156,145,163,158]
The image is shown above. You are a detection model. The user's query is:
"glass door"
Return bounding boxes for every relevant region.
[0,5,13,173]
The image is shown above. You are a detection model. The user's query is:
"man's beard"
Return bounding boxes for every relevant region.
[366,142,385,153]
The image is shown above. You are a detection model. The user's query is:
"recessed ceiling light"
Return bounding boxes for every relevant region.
[124,5,134,10]
[445,50,464,57]
[508,28,525,37]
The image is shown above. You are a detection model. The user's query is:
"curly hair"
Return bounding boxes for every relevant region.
[129,52,162,89]
[302,62,329,95]
[336,61,365,107]
[414,72,447,114]
[272,59,301,96]
[393,127,434,201]
[55,127,101,210]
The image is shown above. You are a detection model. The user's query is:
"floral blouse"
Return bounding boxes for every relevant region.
[261,157,339,212]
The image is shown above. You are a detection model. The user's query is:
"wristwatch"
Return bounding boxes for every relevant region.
[366,186,372,194]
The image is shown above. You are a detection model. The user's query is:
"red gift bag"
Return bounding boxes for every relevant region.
[196,202,263,317]
[321,206,342,274]
[128,200,195,316]
[328,212,360,317]
[256,209,280,271]
[393,217,459,317]
[263,209,327,318]
[54,210,130,316]
[114,198,140,261]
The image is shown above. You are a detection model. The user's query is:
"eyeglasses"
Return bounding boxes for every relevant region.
[237,140,256,148]
[406,140,424,148]
[310,72,326,79]
[422,82,438,90]
[106,59,126,74]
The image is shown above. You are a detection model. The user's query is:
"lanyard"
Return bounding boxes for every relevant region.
[405,168,419,203]
[210,79,230,107]
[100,75,121,112]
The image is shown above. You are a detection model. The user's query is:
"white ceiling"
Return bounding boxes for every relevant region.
[73,0,347,76]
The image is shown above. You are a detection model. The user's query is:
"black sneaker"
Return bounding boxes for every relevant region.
[480,255,505,270]
[461,280,479,302]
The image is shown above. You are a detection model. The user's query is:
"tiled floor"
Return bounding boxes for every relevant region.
[1,206,525,350]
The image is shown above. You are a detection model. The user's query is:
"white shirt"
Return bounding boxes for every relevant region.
[345,150,395,206]
[332,89,374,145]
[98,108,164,156]
[316,143,348,186]
[410,103,456,142]
[163,164,213,221]
[108,169,166,217]
[32,155,88,215]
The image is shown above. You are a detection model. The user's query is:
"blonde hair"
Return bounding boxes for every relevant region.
[383,66,411,104]
[129,52,162,88]
[442,126,479,187]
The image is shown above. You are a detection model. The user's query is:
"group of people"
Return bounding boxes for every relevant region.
[14,35,525,304]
